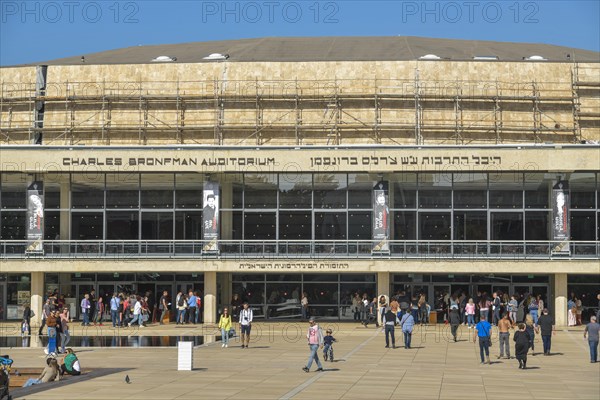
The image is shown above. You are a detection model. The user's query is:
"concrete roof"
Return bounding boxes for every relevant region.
[11,36,600,66]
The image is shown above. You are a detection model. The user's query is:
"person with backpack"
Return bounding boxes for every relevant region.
[176,293,187,324]
[528,295,539,325]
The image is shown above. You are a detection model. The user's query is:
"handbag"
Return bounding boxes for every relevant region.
[228,328,236,338]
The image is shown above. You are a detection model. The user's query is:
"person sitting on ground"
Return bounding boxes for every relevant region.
[22,357,60,387]
[60,348,81,376]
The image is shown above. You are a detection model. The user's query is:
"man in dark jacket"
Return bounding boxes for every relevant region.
[514,323,530,369]
[536,308,555,355]
[449,305,461,342]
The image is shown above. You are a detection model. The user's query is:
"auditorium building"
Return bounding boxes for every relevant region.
[0,37,599,325]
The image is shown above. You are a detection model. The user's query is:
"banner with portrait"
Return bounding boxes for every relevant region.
[551,180,570,254]
[26,181,44,254]
[372,181,390,253]
[202,182,220,253]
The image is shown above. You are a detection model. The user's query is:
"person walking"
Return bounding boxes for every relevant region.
[465,298,476,328]
[474,315,492,364]
[218,308,232,348]
[239,302,253,348]
[514,323,530,369]
[302,318,324,373]
[418,294,428,326]
[95,296,105,326]
[583,316,600,363]
[536,308,555,355]
[38,298,52,335]
[525,314,536,355]
[497,312,512,359]
[449,305,460,342]
[508,295,518,325]
[383,308,399,348]
[492,292,501,326]
[128,296,144,328]
[399,308,415,349]
[479,294,490,322]
[110,293,120,328]
[528,296,539,325]
[80,294,91,326]
[301,292,309,321]
[176,293,187,324]
[158,290,169,325]
[59,307,70,353]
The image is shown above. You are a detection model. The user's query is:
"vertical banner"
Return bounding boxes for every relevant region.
[202,182,219,253]
[26,181,44,254]
[372,181,390,253]
[552,180,570,254]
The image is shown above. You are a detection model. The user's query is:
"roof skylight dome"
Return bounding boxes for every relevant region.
[419,54,441,60]
[523,55,547,61]
[151,56,177,62]
[203,53,230,60]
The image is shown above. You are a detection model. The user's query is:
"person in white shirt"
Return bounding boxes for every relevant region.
[239,302,253,348]
[128,296,144,328]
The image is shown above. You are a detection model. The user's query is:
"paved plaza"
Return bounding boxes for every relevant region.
[1,322,599,400]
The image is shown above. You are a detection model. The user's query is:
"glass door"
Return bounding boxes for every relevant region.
[433,285,450,322]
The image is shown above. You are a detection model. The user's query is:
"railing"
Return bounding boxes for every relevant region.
[1,240,599,260]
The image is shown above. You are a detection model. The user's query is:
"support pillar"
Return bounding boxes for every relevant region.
[30,272,44,326]
[554,273,568,327]
[204,271,217,324]
[377,271,390,297]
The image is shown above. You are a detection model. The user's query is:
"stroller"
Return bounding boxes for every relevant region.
[0,354,13,400]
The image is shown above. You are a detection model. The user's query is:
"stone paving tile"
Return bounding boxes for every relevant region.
[2,323,599,400]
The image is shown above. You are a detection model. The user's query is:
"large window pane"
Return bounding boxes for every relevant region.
[303,282,338,304]
[44,211,60,240]
[175,211,202,240]
[106,174,139,209]
[141,174,173,208]
[0,211,26,239]
[571,212,595,240]
[279,173,312,209]
[524,173,552,209]
[244,174,277,208]
[244,212,276,239]
[348,211,371,240]
[525,211,549,240]
[220,211,242,241]
[106,211,139,239]
[453,172,487,208]
[491,212,523,240]
[279,212,311,240]
[314,174,347,209]
[454,211,487,240]
[418,173,451,208]
[221,174,243,209]
[1,173,28,209]
[71,173,104,209]
[393,211,416,240]
[233,282,264,305]
[348,174,378,209]
[419,212,451,240]
[570,173,596,209]
[315,212,347,240]
[489,171,523,208]
[392,173,417,208]
[141,212,173,239]
[71,212,103,240]
[175,173,203,209]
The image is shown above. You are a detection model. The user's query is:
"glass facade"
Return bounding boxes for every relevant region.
[1,172,598,245]
[232,273,377,320]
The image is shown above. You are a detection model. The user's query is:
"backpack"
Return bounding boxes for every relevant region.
[178,296,185,307]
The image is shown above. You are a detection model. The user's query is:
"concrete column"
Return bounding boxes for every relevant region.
[60,180,70,253]
[221,179,232,240]
[554,273,568,327]
[204,271,217,324]
[30,272,44,326]
[377,272,390,297]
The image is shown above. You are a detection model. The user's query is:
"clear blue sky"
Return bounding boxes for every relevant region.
[1,0,598,65]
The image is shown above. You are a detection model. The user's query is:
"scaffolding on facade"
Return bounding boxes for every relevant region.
[1,66,599,146]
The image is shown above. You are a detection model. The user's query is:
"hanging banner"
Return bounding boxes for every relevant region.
[202,182,219,253]
[551,180,570,254]
[372,181,390,253]
[26,181,44,254]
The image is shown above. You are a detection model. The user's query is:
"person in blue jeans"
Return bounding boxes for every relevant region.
[528,296,539,325]
[323,329,337,361]
[400,309,415,349]
[302,318,324,373]
[474,315,492,364]
[110,293,120,328]
[383,309,399,349]
[584,316,600,363]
